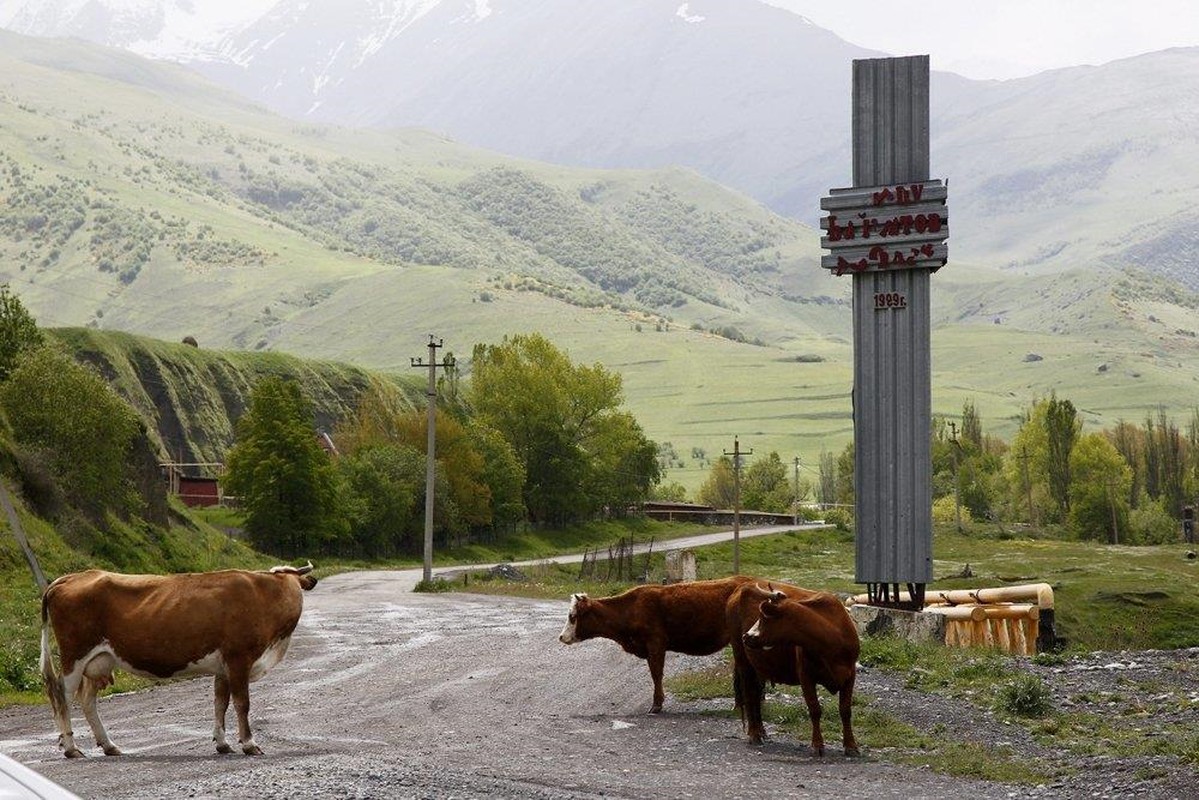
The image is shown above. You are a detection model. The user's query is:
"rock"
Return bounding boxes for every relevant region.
[1023,353,1044,363]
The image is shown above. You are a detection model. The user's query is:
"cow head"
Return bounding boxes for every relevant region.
[270,561,318,591]
[558,593,591,644]
[742,583,787,650]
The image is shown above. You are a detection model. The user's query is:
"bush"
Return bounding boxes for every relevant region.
[994,673,1053,718]
[0,641,39,693]
[413,577,455,593]
[931,495,959,525]
[1126,499,1179,545]
[823,507,853,531]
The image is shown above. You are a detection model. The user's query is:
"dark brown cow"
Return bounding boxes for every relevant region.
[39,564,317,758]
[558,576,757,712]
[728,582,860,756]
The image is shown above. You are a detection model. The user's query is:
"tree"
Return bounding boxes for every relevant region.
[1044,393,1080,517]
[1005,396,1077,525]
[0,344,140,518]
[393,409,493,537]
[961,399,983,451]
[223,376,346,557]
[1145,408,1186,517]
[836,441,855,507]
[1107,420,1142,509]
[1069,433,1131,542]
[697,456,736,509]
[741,452,794,513]
[469,333,657,524]
[818,448,837,506]
[337,443,424,556]
[0,284,44,382]
[466,422,526,530]
[585,411,661,513]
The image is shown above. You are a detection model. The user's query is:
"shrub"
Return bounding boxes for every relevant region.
[994,673,1053,718]
[1126,499,1179,545]
[823,507,853,531]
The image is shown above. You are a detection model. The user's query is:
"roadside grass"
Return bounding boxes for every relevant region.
[663,646,1060,785]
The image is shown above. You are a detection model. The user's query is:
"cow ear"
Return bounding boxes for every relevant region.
[759,599,781,618]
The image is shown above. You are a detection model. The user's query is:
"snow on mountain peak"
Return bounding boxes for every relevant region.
[676,3,705,24]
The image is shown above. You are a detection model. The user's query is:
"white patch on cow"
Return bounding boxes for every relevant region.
[171,650,226,679]
[249,636,291,682]
[558,594,582,644]
[745,619,762,639]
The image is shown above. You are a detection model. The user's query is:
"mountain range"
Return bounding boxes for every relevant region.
[1,7,1198,487]
[4,0,1199,294]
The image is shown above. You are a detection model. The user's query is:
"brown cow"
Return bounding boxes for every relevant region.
[729,582,860,756]
[39,563,317,758]
[558,576,756,712]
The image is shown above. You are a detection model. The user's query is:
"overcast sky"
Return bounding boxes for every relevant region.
[764,0,1199,79]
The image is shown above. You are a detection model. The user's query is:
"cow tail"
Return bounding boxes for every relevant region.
[40,586,69,722]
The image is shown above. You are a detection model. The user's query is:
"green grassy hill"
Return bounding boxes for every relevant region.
[2,32,1198,490]
[48,328,423,466]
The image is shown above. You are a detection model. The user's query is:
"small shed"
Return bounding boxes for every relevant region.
[162,462,224,508]
[177,475,220,508]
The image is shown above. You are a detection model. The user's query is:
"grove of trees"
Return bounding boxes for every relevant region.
[802,393,1197,544]
[222,333,662,557]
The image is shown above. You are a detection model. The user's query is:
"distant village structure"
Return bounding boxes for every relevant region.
[820,56,949,608]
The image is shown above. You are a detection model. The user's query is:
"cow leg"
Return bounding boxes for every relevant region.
[48,664,83,759]
[647,646,666,713]
[79,677,121,756]
[213,676,234,754]
[228,665,262,755]
[734,651,766,744]
[839,673,859,757]
[798,673,825,757]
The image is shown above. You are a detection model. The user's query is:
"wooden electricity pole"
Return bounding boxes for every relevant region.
[724,437,751,575]
[1018,446,1036,527]
[793,456,801,525]
[949,422,963,532]
[410,335,454,585]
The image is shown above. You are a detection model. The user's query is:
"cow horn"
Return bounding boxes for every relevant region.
[297,561,314,575]
[752,583,786,603]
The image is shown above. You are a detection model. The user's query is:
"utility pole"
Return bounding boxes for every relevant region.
[793,456,801,525]
[1106,479,1120,545]
[949,422,963,532]
[1018,446,1036,528]
[724,437,752,574]
[410,334,454,584]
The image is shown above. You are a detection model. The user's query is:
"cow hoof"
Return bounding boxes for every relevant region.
[648,705,662,714]
[810,745,826,757]
[242,745,264,756]
[844,746,861,758]
[216,744,234,755]
[64,749,85,759]
[102,745,123,756]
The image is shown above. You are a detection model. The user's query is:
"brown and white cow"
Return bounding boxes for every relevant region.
[558,575,756,713]
[729,581,860,756]
[39,563,317,758]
